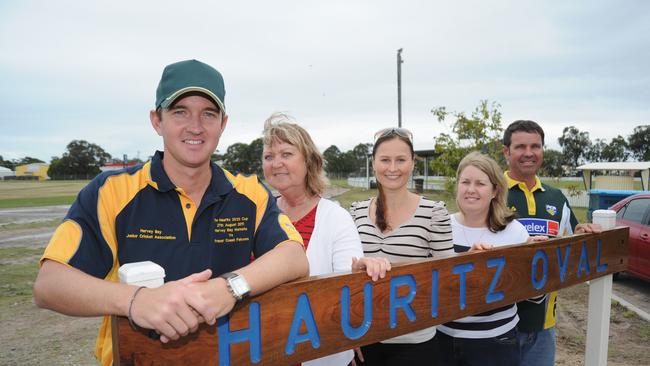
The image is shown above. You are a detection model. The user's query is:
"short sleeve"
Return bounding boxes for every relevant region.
[427,200,454,256]
[41,177,115,279]
[252,190,303,258]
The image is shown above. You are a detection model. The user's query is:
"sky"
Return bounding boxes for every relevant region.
[1,0,649,163]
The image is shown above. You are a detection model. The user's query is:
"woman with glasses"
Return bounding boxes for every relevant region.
[350,127,454,365]
[262,113,391,366]
[434,151,532,366]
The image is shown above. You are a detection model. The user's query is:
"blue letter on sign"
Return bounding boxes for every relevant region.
[531,250,548,290]
[577,241,591,277]
[596,239,608,273]
[431,269,439,317]
[486,257,505,303]
[389,275,417,328]
[453,263,475,310]
[341,282,373,340]
[285,293,320,355]
[217,302,261,365]
[556,246,571,283]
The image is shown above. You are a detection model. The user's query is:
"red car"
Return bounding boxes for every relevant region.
[611,193,650,282]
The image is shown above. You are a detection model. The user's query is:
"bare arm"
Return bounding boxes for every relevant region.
[34,260,135,317]
[239,240,309,294]
[34,260,211,342]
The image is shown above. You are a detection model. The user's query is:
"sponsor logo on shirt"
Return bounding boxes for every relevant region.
[546,204,557,216]
[517,218,559,237]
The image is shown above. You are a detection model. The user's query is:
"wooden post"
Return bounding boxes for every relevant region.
[112,228,628,366]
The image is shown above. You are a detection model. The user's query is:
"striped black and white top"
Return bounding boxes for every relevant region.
[350,197,454,344]
[436,214,529,339]
[350,197,454,261]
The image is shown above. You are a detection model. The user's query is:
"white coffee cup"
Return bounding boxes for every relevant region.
[592,209,616,230]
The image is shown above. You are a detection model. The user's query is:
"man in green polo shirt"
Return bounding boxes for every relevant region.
[502,120,600,366]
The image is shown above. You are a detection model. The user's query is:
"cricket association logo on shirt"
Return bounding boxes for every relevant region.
[546,204,558,216]
[517,218,559,237]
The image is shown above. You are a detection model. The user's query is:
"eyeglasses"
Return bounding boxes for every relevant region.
[373,127,413,143]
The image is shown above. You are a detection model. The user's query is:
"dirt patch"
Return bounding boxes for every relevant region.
[0,297,98,365]
[2,205,649,365]
[556,283,650,365]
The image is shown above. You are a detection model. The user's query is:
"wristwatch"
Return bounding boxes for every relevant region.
[219,272,251,301]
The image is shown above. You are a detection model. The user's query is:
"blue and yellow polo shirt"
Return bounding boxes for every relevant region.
[41,151,302,365]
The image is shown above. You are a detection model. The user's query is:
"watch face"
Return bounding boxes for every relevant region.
[231,276,250,295]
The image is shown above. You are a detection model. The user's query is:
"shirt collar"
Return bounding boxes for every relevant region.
[504,171,545,192]
[148,151,234,199]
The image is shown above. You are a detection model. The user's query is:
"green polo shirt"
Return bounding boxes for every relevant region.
[506,172,578,332]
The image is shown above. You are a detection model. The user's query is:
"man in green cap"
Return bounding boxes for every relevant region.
[33,59,309,366]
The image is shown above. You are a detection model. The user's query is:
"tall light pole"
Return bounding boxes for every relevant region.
[397,48,403,127]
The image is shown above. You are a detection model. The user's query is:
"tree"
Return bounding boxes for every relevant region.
[48,140,111,178]
[323,145,343,176]
[0,155,10,169]
[558,126,590,170]
[602,135,630,162]
[430,100,504,178]
[540,149,565,177]
[628,125,650,161]
[351,143,372,176]
[220,138,264,176]
[586,139,607,163]
[247,138,264,176]
[0,156,45,170]
[222,143,253,175]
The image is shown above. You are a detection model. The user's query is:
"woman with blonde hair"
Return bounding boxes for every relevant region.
[262,113,391,366]
[350,127,454,365]
[435,151,531,366]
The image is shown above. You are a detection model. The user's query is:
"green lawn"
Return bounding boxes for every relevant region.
[0,180,87,208]
[0,247,42,307]
[335,187,456,212]
[335,187,587,223]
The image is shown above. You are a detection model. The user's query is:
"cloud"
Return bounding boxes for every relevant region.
[0,0,648,161]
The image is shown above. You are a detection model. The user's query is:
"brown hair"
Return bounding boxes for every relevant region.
[503,120,545,147]
[262,112,327,196]
[456,151,516,232]
[372,131,415,232]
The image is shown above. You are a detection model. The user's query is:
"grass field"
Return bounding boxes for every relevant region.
[0,180,87,208]
[335,186,588,223]
[0,179,590,222]
[0,178,645,365]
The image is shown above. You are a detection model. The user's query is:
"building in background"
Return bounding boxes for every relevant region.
[99,163,138,172]
[0,166,15,180]
[15,163,49,181]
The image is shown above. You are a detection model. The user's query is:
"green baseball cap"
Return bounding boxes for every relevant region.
[155,59,226,112]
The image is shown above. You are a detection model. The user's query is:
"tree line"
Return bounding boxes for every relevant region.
[1,103,648,179]
[430,100,649,178]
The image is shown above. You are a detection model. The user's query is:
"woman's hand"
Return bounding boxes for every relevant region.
[468,242,494,252]
[527,235,549,243]
[351,257,391,281]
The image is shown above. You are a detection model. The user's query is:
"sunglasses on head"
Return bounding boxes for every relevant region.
[373,127,413,143]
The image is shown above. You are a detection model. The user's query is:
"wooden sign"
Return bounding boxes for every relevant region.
[113,228,628,365]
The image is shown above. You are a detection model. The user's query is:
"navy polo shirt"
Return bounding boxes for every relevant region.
[42,151,302,281]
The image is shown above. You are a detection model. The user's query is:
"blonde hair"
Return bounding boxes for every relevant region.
[456,151,516,232]
[262,112,328,196]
